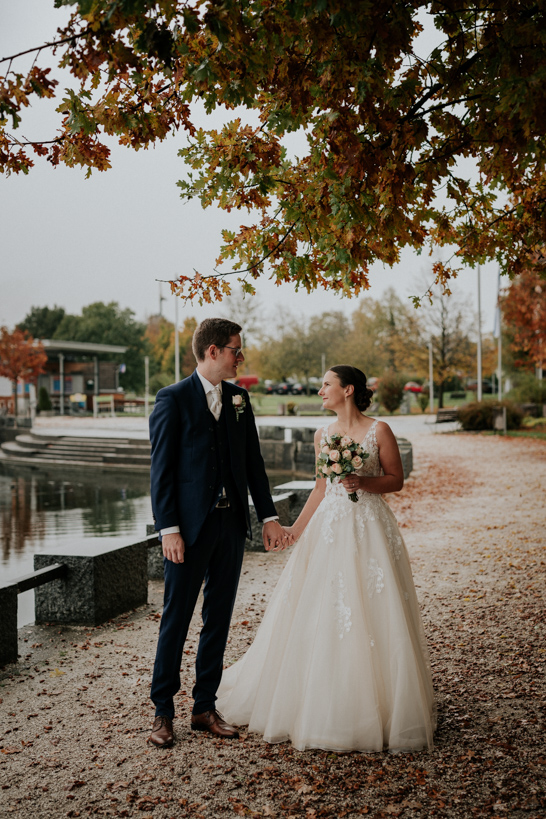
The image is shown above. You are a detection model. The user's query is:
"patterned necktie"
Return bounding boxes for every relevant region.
[209,386,222,421]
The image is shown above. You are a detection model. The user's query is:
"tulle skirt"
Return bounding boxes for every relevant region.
[217,491,436,752]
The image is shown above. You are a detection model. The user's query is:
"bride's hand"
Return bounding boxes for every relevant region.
[283,525,299,543]
[341,475,361,493]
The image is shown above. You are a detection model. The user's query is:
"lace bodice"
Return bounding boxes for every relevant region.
[318,419,403,560]
[321,419,382,490]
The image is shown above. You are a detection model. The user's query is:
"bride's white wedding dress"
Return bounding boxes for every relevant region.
[216,421,436,752]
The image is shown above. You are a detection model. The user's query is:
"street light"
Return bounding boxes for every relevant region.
[428,340,434,414]
[174,296,180,383]
[477,264,483,402]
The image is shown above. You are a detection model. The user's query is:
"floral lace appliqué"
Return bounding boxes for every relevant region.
[332,572,352,639]
[367,558,385,598]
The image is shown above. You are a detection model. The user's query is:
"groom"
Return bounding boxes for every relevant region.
[148,318,291,748]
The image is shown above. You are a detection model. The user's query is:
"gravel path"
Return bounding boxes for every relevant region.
[1,431,545,818]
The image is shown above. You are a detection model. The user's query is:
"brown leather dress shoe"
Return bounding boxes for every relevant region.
[148,715,174,748]
[191,709,239,739]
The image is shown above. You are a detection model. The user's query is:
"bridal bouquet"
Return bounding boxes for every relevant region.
[317,434,369,502]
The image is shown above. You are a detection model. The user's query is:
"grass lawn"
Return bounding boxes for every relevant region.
[249,391,498,416]
[483,428,546,440]
[250,393,326,416]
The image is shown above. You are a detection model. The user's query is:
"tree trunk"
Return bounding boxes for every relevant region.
[438,382,445,409]
[12,380,18,428]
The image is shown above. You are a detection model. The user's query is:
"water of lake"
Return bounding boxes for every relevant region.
[0,465,291,628]
[0,465,153,627]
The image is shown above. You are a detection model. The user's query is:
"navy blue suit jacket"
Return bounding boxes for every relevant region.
[149,370,276,549]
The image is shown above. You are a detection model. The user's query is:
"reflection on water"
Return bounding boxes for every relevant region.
[0,466,152,626]
[0,465,291,627]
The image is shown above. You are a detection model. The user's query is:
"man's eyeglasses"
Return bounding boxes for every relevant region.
[222,345,243,357]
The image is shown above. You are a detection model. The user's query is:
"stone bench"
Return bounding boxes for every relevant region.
[436,408,459,423]
[0,535,156,666]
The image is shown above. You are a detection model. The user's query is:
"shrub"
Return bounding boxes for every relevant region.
[377,371,405,413]
[457,400,524,431]
[418,389,429,413]
[507,372,546,404]
[149,372,174,395]
[37,386,52,412]
[286,401,298,416]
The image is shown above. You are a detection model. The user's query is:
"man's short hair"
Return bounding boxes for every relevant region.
[192,318,242,362]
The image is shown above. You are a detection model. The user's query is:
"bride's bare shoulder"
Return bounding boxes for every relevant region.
[374,420,397,442]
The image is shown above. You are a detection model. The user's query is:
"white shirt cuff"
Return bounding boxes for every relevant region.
[160,525,180,536]
[262,516,279,524]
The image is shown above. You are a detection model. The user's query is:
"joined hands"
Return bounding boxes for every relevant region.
[262,520,294,551]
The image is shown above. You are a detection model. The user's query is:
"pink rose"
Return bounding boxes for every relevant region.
[329,450,340,462]
[331,463,342,474]
[352,455,363,468]
[321,444,331,454]
[340,436,352,447]
[322,465,332,475]
[342,449,352,459]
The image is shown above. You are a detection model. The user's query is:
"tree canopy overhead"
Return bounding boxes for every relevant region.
[2,0,546,303]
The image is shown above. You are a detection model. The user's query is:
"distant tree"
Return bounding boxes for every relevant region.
[259,312,348,387]
[377,371,405,414]
[37,385,52,412]
[501,270,545,374]
[417,284,475,409]
[18,305,65,339]
[339,290,422,378]
[145,314,197,388]
[54,302,148,392]
[219,292,263,348]
[0,327,47,420]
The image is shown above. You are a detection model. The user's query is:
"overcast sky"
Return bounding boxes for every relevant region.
[1,0,501,340]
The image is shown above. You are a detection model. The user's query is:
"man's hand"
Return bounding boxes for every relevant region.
[262,520,294,552]
[162,532,185,564]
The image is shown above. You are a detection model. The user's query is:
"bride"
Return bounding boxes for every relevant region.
[216,366,436,752]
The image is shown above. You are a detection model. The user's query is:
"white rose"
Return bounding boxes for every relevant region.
[321,444,331,454]
[322,465,332,475]
[340,436,352,447]
[352,455,363,469]
[331,463,342,474]
[232,395,243,407]
[342,449,352,460]
[329,450,340,462]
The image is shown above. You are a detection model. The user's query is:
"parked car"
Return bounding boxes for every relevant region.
[235,375,259,390]
[265,382,292,395]
[403,381,423,393]
[290,382,319,395]
[467,379,493,394]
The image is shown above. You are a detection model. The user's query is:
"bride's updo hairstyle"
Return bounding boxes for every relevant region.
[329,366,374,412]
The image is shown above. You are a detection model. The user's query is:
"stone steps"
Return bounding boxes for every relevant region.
[0,432,151,471]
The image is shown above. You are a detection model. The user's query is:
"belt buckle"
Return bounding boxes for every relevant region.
[216,497,230,509]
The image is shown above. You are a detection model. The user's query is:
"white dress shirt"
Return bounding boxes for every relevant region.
[160,370,277,536]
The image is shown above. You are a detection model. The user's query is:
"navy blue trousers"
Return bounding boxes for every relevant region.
[150,506,246,718]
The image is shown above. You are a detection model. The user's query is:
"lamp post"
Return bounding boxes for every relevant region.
[477,265,483,402]
[144,356,149,419]
[494,268,502,401]
[174,297,180,383]
[428,340,434,414]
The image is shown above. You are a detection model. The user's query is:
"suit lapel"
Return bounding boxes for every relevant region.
[190,369,210,415]
[222,381,237,439]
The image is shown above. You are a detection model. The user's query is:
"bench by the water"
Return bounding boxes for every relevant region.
[0,492,295,667]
